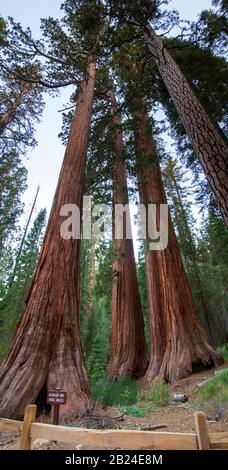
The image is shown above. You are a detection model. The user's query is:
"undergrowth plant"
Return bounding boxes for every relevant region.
[194,370,228,419]
[144,379,171,407]
[217,344,228,361]
[92,377,139,407]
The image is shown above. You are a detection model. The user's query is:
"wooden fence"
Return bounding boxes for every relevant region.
[0,405,228,450]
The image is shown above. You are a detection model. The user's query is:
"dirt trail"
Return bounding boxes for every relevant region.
[1,362,227,450]
[106,361,228,434]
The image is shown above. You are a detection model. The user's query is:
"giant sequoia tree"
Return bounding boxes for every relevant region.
[163,158,220,348]
[107,0,228,225]
[0,0,226,420]
[131,93,222,382]
[0,0,104,421]
[59,74,148,379]
[0,62,96,421]
[108,89,148,380]
[112,42,222,378]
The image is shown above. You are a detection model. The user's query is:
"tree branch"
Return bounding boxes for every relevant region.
[14,76,81,89]
[58,104,76,113]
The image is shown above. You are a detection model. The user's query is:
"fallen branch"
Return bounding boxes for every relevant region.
[110,414,125,421]
[139,424,168,431]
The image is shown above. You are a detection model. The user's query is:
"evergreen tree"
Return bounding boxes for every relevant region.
[0,150,27,255]
[136,243,150,348]
[197,202,228,345]
[0,0,105,421]
[163,157,223,347]
[87,242,112,384]
[206,200,228,268]
[192,0,228,56]
[0,0,226,414]
[87,296,111,383]
[0,68,44,153]
[0,209,47,359]
[106,0,228,224]
[112,42,222,380]
[80,237,96,357]
[0,247,14,302]
[108,89,148,380]
[0,17,7,46]
[132,93,221,382]
[157,38,228,192]
[0,19,44,155]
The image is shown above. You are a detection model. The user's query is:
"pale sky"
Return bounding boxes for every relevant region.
[0,0,213,225]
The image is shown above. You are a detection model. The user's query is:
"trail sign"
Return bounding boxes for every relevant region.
[47,388,67,425]
[47,390,67,405]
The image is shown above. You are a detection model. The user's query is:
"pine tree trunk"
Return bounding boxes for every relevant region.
[132,95,222,383]
[143,25,228,225]
[108,90,148,380]
[0,63,96,421]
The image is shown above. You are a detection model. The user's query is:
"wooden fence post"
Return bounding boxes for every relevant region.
[19,404,37,450]
[194,411,210,450]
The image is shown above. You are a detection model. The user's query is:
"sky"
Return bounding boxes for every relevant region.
[0,0,213,227]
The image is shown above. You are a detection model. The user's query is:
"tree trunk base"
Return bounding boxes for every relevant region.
[0,333,94,422]
[142,343,223,384]
[108,350,148,382]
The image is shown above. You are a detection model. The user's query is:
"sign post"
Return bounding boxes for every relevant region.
[47,387,67,425]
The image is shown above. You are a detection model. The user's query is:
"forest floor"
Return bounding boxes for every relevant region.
[1,361,227,450]
[94,360,228,435]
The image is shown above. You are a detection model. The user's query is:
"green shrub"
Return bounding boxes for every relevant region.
[193,370,228,419]
[92,377,139,407]
[217,344,228,361]
[145,379,171,407]
[122,405,149,417]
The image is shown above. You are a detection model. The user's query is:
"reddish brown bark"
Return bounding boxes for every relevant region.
[164,161,220,347]
[108,90,148,380]
[132,95,223,383]
[0,63,96,421]
[144,25,228,226]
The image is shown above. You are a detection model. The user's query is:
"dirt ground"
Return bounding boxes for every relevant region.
[1,362,227,450]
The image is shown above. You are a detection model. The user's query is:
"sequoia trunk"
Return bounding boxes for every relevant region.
[108,90,148,380]
[143,25,228,225]
[132,95,222,382]
[0,63,96,421]
[166,163,220,347]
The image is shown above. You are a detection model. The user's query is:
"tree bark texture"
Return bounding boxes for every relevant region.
[108,90,148,380]
[165,162,220,347]
[0,63,96,422]
[144,25,228,225]
[132,95,223,383]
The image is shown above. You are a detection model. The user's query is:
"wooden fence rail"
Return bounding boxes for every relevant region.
[0,405,228,450]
